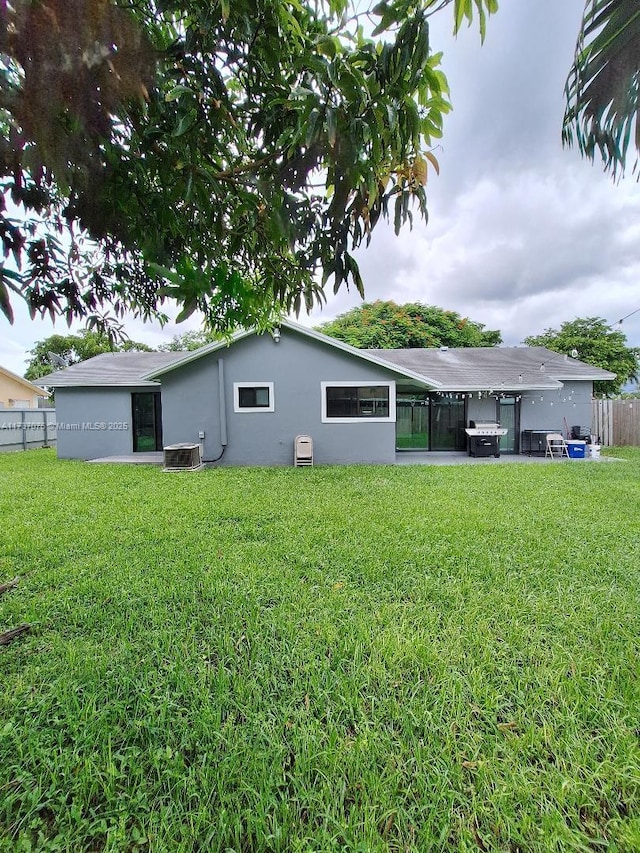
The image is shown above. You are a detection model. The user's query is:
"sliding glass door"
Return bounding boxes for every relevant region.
[132,392,163,452]
[430,396,466,450]
[498,397,519,453]
[396,394,466,451]
[396,395,429,449]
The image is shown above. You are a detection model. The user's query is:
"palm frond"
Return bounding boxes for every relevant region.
[563,0,640,178]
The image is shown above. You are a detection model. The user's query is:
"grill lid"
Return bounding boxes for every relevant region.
[465,421,508,436]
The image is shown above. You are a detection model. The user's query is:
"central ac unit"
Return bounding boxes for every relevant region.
[163,443,202,471]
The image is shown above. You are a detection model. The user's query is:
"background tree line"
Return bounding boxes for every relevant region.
[24,302,639,397]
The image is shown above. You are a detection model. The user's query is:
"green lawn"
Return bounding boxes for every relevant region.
[1,450,639,852]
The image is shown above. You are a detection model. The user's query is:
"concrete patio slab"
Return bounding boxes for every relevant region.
[394,451,620,465]
[84,450,620,467]
[87,453,164,465]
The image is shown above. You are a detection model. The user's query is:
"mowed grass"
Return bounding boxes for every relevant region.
[0,450,639,853]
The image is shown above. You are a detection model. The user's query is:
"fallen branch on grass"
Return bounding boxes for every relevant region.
[0,577,19,596]
[0,624,31,646]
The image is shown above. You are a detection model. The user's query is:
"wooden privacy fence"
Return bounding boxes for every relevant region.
[592,399,640,446]
[0,408,56,452]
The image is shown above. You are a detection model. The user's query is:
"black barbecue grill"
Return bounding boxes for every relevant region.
[465,421,508,458]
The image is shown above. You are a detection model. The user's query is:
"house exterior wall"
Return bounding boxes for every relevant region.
[160,329,400,466]
[0,374,43,409]
[54,387,154,459]
[50,338,598,464]
[519,381,593,435]
[466,397,498,424]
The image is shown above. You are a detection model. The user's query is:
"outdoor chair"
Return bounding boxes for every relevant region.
[294,435,313,466]
[545,433,569,460]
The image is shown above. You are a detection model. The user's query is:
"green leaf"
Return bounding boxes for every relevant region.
[165,85,195,102]
[0,277,15,323]
[172,110,198,138]
[175,298,198,323]
[371,2,389,16]
[326,107,337,147]
[393,193,402,236]
[147,263,182,285]
[316,35,337,59]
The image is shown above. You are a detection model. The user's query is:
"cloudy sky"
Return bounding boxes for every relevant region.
[2,0,639,376]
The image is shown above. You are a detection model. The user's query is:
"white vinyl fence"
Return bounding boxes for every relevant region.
[0,409,56,452]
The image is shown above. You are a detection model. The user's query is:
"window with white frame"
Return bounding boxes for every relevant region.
[321,381,395,423]
[233,382,275,413]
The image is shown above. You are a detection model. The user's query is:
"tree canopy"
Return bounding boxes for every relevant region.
[1,0,637,340]
[24,330,152,380]
[562,0,640,178]
[524,317,640,397]
[2,0,478,335]
[315,300,501,348]
[157,329,221,352]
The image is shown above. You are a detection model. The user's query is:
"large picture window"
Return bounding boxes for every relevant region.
[233,382,274,413]
[321,382,395,423]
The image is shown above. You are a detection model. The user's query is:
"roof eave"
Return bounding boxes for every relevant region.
[34,380,161,388]
[1,367,50,395]
[437,381,563,392]
[550,373,616,381]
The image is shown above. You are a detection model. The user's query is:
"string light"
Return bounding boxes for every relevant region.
[613,307,640,327]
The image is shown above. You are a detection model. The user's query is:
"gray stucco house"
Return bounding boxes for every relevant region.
[37,321,615,464]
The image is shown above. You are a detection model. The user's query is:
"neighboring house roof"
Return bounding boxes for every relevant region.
[34,352,185,388]
[33,323,616,391]
[364,346,617,391]
[0,365,50,397]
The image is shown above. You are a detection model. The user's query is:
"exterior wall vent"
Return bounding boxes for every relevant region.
[163,443,202,471]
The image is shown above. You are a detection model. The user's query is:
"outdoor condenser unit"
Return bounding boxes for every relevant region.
[163,443,202,471]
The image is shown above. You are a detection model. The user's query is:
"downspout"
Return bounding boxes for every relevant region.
[218,358,228,447]
[203,358,227,463]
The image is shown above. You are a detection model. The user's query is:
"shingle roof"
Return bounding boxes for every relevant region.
[363,346,616,391]
[34,352,185,387]
[34,328,616,391]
